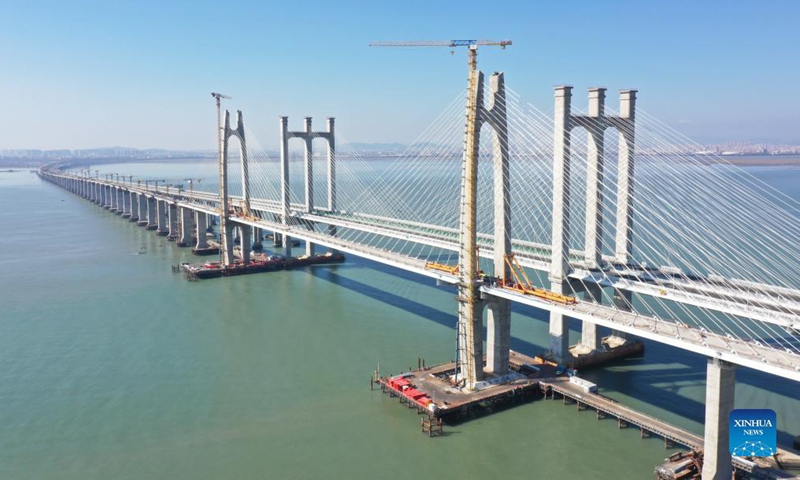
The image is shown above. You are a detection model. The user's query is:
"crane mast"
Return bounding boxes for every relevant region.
[211,92,232,265]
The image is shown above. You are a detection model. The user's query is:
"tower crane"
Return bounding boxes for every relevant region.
[210,92,231,142]
[369,39,511,78]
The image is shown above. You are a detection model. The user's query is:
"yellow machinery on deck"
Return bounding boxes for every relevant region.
[501,254,577,305]
[424,262,459,275]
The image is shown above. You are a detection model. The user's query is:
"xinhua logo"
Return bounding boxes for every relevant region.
[729,409,777,457]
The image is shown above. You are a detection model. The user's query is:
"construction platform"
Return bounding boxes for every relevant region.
[180,252,345,280]
[375,351,554,422]
[543,377,800,479]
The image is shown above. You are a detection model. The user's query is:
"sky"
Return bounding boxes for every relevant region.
[1,0,799,150]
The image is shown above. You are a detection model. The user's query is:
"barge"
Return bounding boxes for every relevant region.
[181,251,345,280]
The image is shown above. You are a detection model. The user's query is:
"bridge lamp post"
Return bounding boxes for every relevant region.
[185,178,200,198]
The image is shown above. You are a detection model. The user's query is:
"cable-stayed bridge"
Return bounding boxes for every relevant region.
[41,70,800,478]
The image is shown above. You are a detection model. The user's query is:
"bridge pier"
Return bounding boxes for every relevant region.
[273,232,282,247]
[109,186,118,211]
[238,224,251,263]
[195,212,208,249]
[121,189,131,218]
[701,358,736,480]
[156,200,168,235]
[116,188,124,215]
[252,227,263,250]
[485,300,511,375]
[137,194,148,226]
[129,192,139,222]
[179,207,193,246]
[146,197,158,230]
[167,203,178,240]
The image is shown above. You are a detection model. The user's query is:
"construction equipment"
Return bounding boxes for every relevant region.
[185,178,201,198]
[211,92,232,210]
[502,254,577,305]
[425,262,459,275]
[369,40,511,102]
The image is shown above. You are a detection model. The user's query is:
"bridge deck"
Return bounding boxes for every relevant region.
[44,173,800,382]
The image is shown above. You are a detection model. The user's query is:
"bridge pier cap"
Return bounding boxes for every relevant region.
[588,87,606,117]
[619,89,637,117]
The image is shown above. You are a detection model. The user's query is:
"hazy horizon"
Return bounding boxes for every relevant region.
[2,1,800,151]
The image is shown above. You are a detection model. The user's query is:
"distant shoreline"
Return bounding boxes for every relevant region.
[3,154,800,169]
[694,155,800,167]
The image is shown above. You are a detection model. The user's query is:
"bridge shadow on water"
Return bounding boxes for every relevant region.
[305,259,543,360]
[305,257,800,444]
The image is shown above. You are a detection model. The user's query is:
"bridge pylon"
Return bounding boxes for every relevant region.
[279,115,336,257]
[455,47,513,389]
[549,86,638,362]
[219,110,249,266]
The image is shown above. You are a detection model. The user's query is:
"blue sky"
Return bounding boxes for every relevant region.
[1,0,799,150]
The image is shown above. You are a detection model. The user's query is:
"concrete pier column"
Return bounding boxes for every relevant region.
[137,194,148,225]
[303,117,313,213]
[110,187,118,211]
[484,72,512,375]
[615,90,637,265]
[279,116,292,258]
[273,232,282,247]
[156,200,168,235]
[486,301,511,375]
[179,207,193,246]
[549,85,573,363]
[302,118,317,256]
[701,358,736,480]
[326,117,339,247]
[252,227,263,250]
[122,189,131,217]
[129,192,139,221]
[168,203,178,240]
[146,197,157,230]
[195,212,208,249]
[585,87,606,268]
[239,224,251,264]
[116,188,124,214]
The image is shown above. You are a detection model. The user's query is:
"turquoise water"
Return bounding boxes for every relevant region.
[0,165,799,479]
